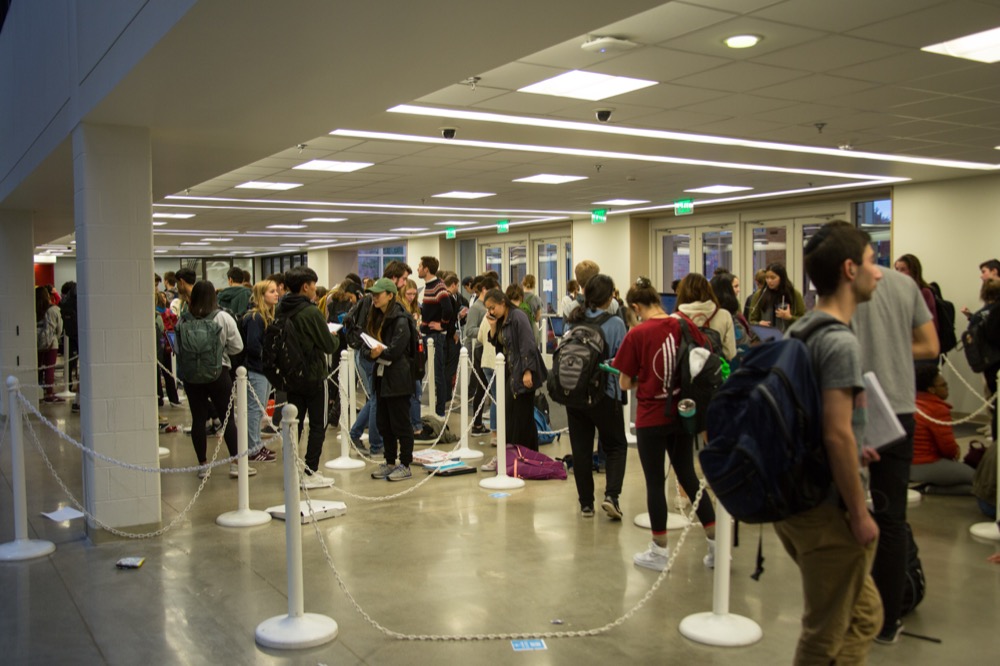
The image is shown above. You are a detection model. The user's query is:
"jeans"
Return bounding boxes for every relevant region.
[869,414,914,636]
[429,331,449,416]
[287,381,328,472]
[409,380,422,432]
[246,370,271,453]
[350,351,383,451]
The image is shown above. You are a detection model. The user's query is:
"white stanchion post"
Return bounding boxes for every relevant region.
[55,336,75,399]
[256,404,338,649]
[348,352,359,434]
[327,351,364,470]
[540,316,548,354]
[679,503,763,646]
[970,368,1000,541]
[0,377,56,561]
[634,464,690,530]
[218,368,272,527]
[453,347,482,461]
[426,337,436,417]
[480,353,524,490]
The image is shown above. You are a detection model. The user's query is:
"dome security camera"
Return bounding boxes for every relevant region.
[441,127,457,139]
[595,109,613,122]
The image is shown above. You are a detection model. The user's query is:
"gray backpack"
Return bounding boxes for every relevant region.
[176,310,224,384]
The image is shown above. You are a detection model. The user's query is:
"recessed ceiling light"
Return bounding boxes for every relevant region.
[293,159,374,172]
[684,185,754,194]
[592,198,650,206]
[518,70,657,101]
[514,174,588,184]
[267,224,308,230]
[180,242,210,246]
[922,26,1000,63]
[280,243,307,247]
[431,191,496,199]
[235,181,302,191]
[725,34,761,49]
[302,217,347,222]
[391,227,429,232]
[434,220,479,226]
[201,237,234,242]
[152,221,168,226]
[153,212,195,219]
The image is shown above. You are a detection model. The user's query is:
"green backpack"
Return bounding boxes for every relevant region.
[176,310,224,384]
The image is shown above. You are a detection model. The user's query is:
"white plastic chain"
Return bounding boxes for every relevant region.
[914,355,998,426]
[299,466,709,640]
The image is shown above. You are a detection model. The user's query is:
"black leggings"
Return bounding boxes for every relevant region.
[636,425,715,534]
[185,372,238,462]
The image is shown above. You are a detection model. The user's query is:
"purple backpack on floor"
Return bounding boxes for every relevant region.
[505,445,567,480]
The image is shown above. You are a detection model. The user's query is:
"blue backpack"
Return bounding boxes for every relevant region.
[534,406,559,445]
[699,318,843,524]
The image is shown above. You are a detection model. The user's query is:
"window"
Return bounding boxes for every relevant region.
[261,252,307,277]
[855,199,892,267]
[357,244,406,280]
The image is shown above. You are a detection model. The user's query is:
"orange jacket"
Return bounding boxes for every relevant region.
[913,392,960,464]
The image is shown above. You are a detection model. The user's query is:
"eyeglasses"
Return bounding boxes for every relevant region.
[634,276,652,289]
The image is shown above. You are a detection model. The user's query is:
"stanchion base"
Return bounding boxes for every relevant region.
[255,613,338,650]
[969,521,1000,541]
[324,457,365,471]
[453,446,484,461]
[679,612,763,647]
[158,447,170,457]
[633,512,690,530]
[0,539,56,561]
[55,391,76,399]
[216,509,272,528]
[907,489,922,505]
[479,475,525,490]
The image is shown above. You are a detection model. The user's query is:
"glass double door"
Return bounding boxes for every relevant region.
[745,218,827,311]
[482,238,571,315]
[655,226,735,292]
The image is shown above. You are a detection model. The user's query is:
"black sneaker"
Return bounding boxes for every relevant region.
[581,505,595,518]
[874,620,904,645]
[471,424,489,436]
[601,496,623,521]
[71,403,80,413]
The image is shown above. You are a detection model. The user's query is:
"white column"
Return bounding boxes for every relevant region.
[0,212,38,414]
[73,123,160,530]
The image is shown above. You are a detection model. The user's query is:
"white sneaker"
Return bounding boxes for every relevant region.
[197,466,211,479]
[480,456,497,472]
[704,538,716,569]
[300,470,334,489]
[229,463,258,478]
[633,541,670,571]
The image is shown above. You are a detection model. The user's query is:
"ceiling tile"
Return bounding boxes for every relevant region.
[662,16,826,60]
[753,74,874,102]
[470,92,576,114]
[610,82,729,108]
[847,1,1000,48]
[913,125,1000,145]
[415,84,508,106]
[673,61,808,93]
[751,0,943,33]
[825,86,938,112]
[683,0,787,14]
[885,119,964,138]
[750,35,905,72]
[583,2,738,46]
[964,85,1000,102]
[678,93,794,115]
[938,105,1000,126]
[629,108,732,130]
[831,51,977,84]
[690,116,789,138]
[891,96,993,119]
[750,102,852,125]
[472,62,565,91]
[544,100,662,123]
[589,47,731,82]
[903,66,1000,95]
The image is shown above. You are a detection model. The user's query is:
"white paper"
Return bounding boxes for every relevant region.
[360,332,386,350]
[42,506,85,521]
[543,279,553,293]
[863,372,906,450]
[327,322,343,334]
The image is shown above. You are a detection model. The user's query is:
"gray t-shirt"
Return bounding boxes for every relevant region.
[852,268,932,415]
[789,310,867,499]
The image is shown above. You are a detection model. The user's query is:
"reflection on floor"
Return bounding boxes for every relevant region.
[1,394,998,665]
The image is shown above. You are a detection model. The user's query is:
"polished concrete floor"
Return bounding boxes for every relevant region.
[1,388,998,666]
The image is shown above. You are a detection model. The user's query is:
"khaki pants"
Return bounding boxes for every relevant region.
[774,503,883,665]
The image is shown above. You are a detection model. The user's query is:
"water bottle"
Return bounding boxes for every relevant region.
[678,398,697,435]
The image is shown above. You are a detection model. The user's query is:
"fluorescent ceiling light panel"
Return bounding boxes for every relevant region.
[267,224,307,229]
[391,227,429,232]
[280,243,306,247]
[684,185,754,194]
[293,159,374,172]
[235,181,302,191]
[514,174,588,184]
[153,212,195,219]
[431,191,495,199]
[201,237,234,242]
[306,239,336,243]
[922,26,1000,63]
[180,242,210,246]
[518,70,657,101]
[387,105,999,171]
[152,221,168,226]
[302,217,347,222]
[154,249,168,254]
[434,220,479,226]
[592,198,650,206]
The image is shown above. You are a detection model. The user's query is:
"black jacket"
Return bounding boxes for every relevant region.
[363,300,415,398]
[489,306,546,395]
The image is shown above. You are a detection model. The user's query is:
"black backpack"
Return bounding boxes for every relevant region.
[262,308,320,393]
[962,304,1000,372]
[546,313,614,409]
[672,312,725,432]
[929,282,957,355]
[342,295,373,350]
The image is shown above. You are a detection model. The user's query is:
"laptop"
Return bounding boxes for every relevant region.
[751,325,784,343]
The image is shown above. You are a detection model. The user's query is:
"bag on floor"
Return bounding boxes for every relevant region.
[506,444,567,480]
[699,318,844,524]
[418,416,459,444]
[901,523,926,616]
[175,310,224,384]
[534,406,559,444]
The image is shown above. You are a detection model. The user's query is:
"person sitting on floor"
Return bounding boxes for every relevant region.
[911,365,974,494]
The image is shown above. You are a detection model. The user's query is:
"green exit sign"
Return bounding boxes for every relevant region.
[674,198,694,216]
[497,219,510,234]
[445,228,456,240]
[591,208,608,224]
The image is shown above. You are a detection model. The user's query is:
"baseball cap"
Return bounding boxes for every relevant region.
[366,277,398,295]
